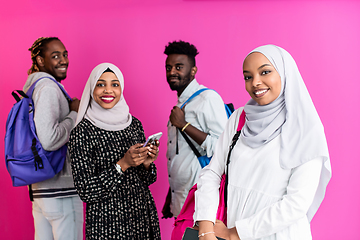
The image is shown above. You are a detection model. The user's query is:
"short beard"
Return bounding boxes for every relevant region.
[169,71,192,92]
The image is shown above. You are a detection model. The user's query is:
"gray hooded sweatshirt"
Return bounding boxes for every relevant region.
[23,72,78,199]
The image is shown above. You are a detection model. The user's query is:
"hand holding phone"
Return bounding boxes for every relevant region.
[143,132,162,147]
[181,227,225,240]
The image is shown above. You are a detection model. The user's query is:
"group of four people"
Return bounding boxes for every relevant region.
[23,36,331,240]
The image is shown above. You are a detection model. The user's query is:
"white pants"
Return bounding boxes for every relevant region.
[32,196,83,240]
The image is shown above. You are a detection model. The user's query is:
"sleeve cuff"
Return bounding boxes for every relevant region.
[108,165,124,188]
[114,164,124,175]
[235,219,253,240]
[200,134,211,151]
[68,110,77,122]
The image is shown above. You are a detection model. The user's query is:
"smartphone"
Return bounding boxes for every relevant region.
[181,227,225,240]
[143,132,162,147]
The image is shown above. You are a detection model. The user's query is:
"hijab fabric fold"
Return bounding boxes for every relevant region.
[241,45,331,221]
[75,63,132,131]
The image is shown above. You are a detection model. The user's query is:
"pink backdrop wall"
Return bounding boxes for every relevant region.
[1,0,359,239]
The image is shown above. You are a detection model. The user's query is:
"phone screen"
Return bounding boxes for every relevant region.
[143,132,162,147]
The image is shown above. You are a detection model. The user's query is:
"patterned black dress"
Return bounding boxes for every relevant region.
[69,117,161,240]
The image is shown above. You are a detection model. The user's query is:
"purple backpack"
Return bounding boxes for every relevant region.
[5,77,71,187]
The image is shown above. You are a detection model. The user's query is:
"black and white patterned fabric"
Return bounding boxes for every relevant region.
[69,117,161,240]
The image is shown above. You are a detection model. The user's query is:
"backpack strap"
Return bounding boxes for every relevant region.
[11,90,29,102]
[180,88,234,118]
[179,131,201,158]
[177,88,234,164]
[176,88,210,156]
[177,88,211,165]
[25,76,72,102]
[238,109,246,131]
[180,88,209,109]
[224,110,246,207]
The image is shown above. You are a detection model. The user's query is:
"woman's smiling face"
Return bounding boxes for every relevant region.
[243,52,282,106]
[93,72,122,109]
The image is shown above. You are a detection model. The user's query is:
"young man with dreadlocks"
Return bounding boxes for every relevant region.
[162,40,228,219]
[24,37,83,240]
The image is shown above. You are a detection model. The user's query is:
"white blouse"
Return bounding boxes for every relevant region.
[194,108,323,240]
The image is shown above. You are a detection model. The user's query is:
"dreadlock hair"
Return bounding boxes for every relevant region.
[164,40,199,67]
[28,37,60,75]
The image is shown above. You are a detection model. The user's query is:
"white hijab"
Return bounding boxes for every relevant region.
[242,45,331,221]
[75,63,132,131]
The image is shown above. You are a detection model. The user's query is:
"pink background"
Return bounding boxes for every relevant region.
[1,0,359,239]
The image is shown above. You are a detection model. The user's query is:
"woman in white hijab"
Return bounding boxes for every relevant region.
[69,63,161,240]
[194,45,331,240]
